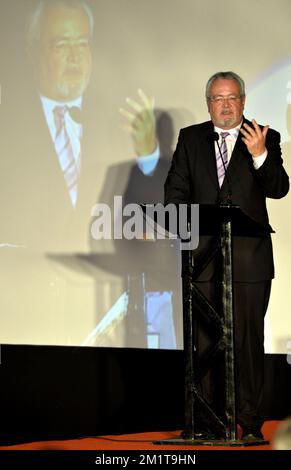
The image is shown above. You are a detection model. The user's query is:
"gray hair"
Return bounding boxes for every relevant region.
[26,0,94,50]
[205,71,246,100]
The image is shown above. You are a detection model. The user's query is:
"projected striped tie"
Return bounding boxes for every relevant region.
[53,105,79,207]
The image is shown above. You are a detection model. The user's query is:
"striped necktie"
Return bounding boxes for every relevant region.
[53,105,79,207]
[216,131,229,187]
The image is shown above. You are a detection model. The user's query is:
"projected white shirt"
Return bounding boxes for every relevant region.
[40,95,160,207]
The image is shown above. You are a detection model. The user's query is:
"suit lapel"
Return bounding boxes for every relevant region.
[220,118,251,191]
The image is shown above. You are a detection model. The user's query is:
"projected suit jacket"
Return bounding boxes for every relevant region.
[1,88,101,252]
[164,118,289,281]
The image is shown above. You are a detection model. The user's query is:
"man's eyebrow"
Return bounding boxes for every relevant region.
[51,35,90,43]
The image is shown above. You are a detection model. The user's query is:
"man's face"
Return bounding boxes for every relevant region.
[207,78,245,129]
[36,6,92,101]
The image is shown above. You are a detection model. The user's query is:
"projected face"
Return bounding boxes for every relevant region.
[207,78,245,129]
[36,5,92,101]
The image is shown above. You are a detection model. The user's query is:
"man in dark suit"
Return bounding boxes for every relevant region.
[164,71,289,440]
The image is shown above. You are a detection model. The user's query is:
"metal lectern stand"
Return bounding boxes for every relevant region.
[152,204,271,447]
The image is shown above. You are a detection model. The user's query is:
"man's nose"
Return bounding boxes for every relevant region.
[222,98,230,107]
[67,45,80,62]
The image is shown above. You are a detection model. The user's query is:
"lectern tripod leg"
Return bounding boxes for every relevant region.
[182,252,195,439]
[220,220,236,440]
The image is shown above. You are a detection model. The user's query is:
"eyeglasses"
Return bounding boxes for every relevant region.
[51,38,91,54]
[208,95,242,104]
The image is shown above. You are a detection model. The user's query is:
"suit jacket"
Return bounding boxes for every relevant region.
[164,118,289,281]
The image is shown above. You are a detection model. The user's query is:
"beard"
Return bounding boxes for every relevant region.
[214,108,242,128]
[214,109,241,128]
[56,75,89,101]
[217,116,237,128]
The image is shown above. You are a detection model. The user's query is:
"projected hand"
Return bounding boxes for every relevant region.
[119,89,157,156]
[240,119,269,157]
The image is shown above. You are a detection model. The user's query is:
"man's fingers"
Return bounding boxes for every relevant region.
[120,90,155,137]
[120,123,133,133]
[252,119,269,140]
[119,111,150,133]
[252,119,259,129]
[242,122,256,137]
[244,119,269,139]
[119,107,135,122]
[125,97,143,113]
[138,88,150,107]
[262,125,269,138]
[121,100,153,120]
[241,120,269,142]
[138,88,154,109]
[240,127,251,139]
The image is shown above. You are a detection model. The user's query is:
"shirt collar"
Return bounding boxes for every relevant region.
[214,121,242,139]
[40,95,83,113]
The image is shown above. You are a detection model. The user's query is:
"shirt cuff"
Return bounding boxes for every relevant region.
[136,145,160,175]
[252,150,268,169]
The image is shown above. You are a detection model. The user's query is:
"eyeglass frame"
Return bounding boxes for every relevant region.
[207,94,243,104]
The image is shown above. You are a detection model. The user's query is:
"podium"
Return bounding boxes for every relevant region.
[144,203,271,447]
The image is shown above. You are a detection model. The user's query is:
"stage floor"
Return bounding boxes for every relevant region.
[0,421,282,450]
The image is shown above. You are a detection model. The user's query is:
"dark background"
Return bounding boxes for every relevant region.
[0,346,290,445]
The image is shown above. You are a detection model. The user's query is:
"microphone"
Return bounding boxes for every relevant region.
[211,131,232,205]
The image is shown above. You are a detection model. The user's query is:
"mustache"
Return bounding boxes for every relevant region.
[63,65,86,73]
